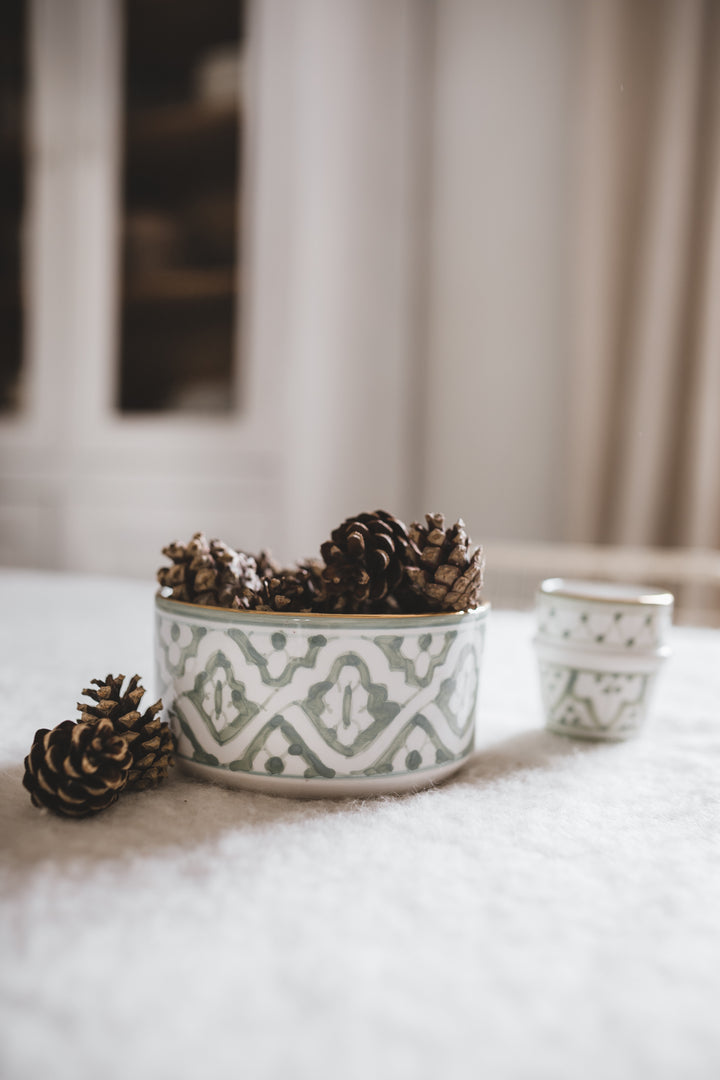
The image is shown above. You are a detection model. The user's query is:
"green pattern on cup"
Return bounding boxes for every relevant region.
[539,660,653,739]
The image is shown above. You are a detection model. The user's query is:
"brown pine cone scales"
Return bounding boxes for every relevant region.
[404,514,484,612]
[22,717,132,817]
[78,674,174,790]
[254,549,282,581]
[319,510,413,613]
[257,561,325,613]
[158,532,261,608]
[157,511,484,614]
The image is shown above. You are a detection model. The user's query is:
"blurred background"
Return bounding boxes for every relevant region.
[1,0,719,619]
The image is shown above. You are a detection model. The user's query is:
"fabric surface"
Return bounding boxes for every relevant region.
[1,569,719,1080]
[568,0,720,548]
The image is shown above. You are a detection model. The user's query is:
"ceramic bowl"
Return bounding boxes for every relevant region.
[534,578,673,741]
[155,597,489,797]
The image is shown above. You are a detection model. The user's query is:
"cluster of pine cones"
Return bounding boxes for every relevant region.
[22,675,174,818]
[157,510,484,615]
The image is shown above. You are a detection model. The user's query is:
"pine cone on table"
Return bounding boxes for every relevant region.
[157,532,261,608]
[319,510,413,613]
[77,674,174,791]
[22,717,132,818]
[404,513,484,612]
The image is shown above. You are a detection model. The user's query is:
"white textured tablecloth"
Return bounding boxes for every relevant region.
[1,569,719,1080]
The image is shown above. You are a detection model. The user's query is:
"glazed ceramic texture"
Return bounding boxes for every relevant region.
[535,581,673,653]
[155,597,489,796]
[534,579,673,742]
[535,649,661,741]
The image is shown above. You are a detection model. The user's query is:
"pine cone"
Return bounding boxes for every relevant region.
[23,717,132,817]
[78,674,174,790]
[257,560,324,613]
[157,532,261,608]
[319,510,412,613]
[404,513,484,612]
[254,550,282,581]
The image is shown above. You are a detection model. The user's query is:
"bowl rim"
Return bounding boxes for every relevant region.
[155,593,490,627]
[537,577,674,607]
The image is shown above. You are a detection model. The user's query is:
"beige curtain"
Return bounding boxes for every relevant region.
[566,0,720,549]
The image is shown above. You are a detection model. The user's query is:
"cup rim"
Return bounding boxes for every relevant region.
[155,593,491,627]
[537,578,673,607]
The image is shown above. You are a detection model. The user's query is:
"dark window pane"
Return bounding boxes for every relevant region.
[118,0,244,412]
[0,0,26,413]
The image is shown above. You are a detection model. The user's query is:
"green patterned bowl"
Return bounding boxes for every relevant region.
[155,597,489,797]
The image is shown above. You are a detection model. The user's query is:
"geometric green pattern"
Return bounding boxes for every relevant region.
[373,632,457,687]
[156,619,207,678]
[536,599,670,653]
[539,660,653,740]
[227,629,328,687]
[187,650,260,744]
[301,652,402,754]
[155,601,487,782]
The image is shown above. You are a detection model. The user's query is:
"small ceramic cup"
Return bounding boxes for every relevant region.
[534,579,673,741]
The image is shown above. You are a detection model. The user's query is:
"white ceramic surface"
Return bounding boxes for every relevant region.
[155,597,489,797]
[534,578,673,741]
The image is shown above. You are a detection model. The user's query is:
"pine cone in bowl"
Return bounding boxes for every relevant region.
[319,510,413,613]
[158,532,261,608]
[404,514,484,612]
